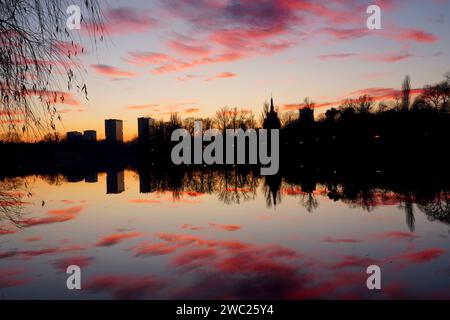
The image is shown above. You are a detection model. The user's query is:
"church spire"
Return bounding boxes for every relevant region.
[270,93,275,113]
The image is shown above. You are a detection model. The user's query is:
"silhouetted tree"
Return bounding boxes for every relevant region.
[215,106,231,131]
[0,0,104,137]
[402,75,411,111]
[420,75,450,109]
[355,95,374,114]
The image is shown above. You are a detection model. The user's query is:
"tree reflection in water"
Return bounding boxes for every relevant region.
[0,178,31,234]
[1,166,449,231]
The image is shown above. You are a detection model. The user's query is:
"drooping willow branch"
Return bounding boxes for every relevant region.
[0,0,105,139]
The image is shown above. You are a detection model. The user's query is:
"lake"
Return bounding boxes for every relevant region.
[1,168,449,299]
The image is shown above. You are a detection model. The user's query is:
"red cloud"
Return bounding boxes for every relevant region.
[323,25,438,45]
[96,232,143,247]
[92,64,137,78]
[348,87,424,100]
[130,242,179,257]
[391,28,438,43]
[331,255,375,270]
[173,248,217,267]
[0,228,17,235]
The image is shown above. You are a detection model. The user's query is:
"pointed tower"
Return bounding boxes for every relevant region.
[270,94,275,113]
[263,94,281,130]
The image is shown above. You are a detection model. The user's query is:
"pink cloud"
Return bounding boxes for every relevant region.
[25,89,80,106]
[348,87,424,100]
[92,64,137,78]
[366,52,415,63]
[125,52,173,66]
[167,40,212,57]
[205,72,238,81]
[390,28,438,43]
[86,6,157,35]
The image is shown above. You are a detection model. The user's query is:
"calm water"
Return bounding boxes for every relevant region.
[1,169,449,299]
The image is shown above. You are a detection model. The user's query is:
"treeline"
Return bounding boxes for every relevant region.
[1,73,449,170]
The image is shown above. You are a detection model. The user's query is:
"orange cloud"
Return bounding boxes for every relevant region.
[209,223,242,232]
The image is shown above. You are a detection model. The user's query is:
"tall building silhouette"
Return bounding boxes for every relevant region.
[105,119,123,142]
[263,95,281,130]
[83,130,97,142]
[138,117,155,142]
[66,131,83,141]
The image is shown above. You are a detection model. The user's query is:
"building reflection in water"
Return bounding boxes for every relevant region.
[85,172,98,183]
[139,171,155,193]
[106,170,125,194]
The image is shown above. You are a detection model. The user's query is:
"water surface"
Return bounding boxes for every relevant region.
[1,169,449,299]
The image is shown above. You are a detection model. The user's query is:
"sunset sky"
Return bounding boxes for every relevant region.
[55,0,450,140]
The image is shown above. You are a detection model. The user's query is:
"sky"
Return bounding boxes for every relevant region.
[51,0,450,140]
